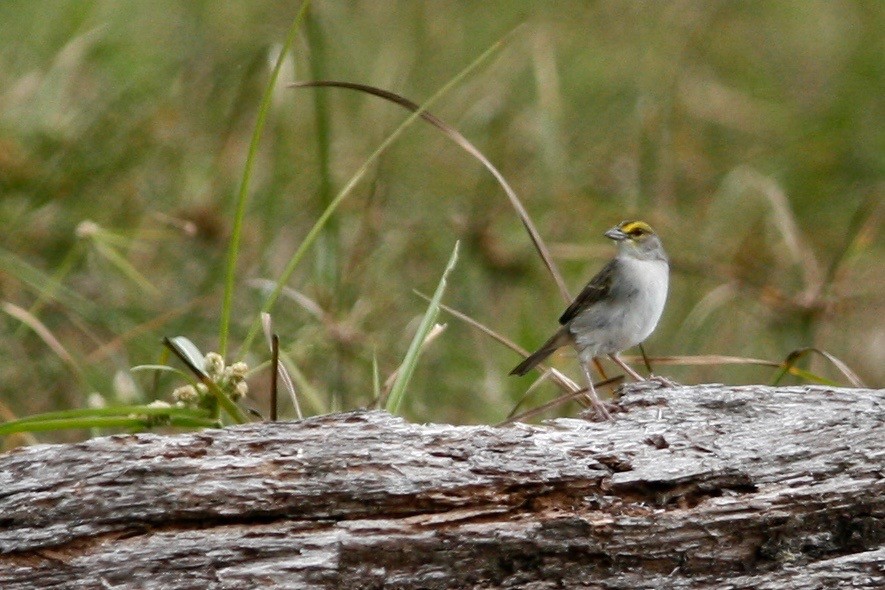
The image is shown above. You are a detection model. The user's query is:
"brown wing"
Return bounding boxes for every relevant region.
[558,258,618,325]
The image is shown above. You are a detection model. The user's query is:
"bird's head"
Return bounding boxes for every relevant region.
[605,220,667,262]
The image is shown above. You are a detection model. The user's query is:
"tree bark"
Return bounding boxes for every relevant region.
[0,383,882,589]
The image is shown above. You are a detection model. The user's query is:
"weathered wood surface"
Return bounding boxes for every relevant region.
[0,383,882,589]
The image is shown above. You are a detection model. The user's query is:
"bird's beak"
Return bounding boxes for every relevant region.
[604,226,627,241]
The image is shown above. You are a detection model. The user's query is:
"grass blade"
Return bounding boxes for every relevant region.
[219,0,311,356]
[304,10,338,293]
[620,353,854,387]
[0,404,216,437]
[386,241,459,414]
[0,246,96,317]
[2,301,84,382]
[377,323,448,410]
[165,336,207,376]
[621,354,782,367]
[277,351,327,414]
[372,351,381,402]
[91,240,159,297]
[772,347,865,388]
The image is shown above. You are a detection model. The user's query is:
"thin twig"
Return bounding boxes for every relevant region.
[413,291,581,395]
[270,334,279,422]
[497,375,623,426]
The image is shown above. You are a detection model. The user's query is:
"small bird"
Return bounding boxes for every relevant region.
[510,220,669,419]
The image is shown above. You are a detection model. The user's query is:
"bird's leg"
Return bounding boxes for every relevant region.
[592,357,608,380]
[609,352,645,382]
[580,360,612,421]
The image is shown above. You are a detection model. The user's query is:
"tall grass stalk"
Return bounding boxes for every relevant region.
[236,26,522,357]
[386,241,460,415]
[219,1,311,357]
[305,10,336,292]
[0,404,218,437]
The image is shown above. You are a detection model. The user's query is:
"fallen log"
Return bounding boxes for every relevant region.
[0,383,882,589]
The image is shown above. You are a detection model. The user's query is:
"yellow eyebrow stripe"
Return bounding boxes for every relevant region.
[621,221,653,233]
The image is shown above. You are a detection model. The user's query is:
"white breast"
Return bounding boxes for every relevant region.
[569,256,669,357]
[621,256,669,343]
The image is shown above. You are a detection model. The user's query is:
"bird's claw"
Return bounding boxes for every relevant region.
[580,400,619,422]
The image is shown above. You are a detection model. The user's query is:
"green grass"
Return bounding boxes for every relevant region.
[0,1,882,444]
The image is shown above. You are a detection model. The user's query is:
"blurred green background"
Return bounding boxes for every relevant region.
[0,1,882,439]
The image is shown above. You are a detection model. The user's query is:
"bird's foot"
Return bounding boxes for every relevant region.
[578,391,620,422]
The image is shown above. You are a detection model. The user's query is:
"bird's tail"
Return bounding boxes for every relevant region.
[509,329,571,376]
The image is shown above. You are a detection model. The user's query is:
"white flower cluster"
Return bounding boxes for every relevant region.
[171,352,249,408]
